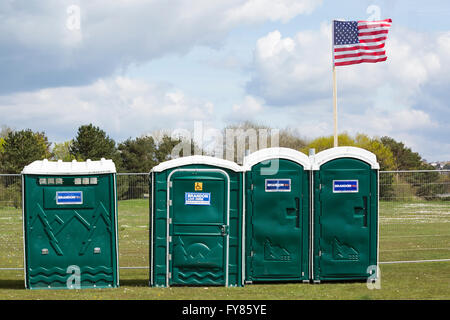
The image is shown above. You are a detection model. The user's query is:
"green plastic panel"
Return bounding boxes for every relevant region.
[246,159,309,282]
[150,165,243,287]
[23,174,119,289]
[313,158,378,281]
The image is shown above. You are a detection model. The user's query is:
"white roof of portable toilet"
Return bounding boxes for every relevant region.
[243,147,311,171]
[312,147,380,170]
[21,158,117,175]
[151,155,243,173]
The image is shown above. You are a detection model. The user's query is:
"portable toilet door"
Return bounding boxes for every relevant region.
[150,156,244,287]
[243,148,311,283]
[21,159,119,289]
[312,147,379,282]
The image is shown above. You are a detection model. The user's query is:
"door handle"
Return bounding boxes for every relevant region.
[285,197,300,228]
[362,196,368,227]
[354,196,368,227]
[295,197,300,229]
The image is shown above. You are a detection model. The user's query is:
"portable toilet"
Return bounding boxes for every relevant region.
[243,148,311,283]
[21,158,119,289]
[150,155,244,287]
[311,147,379,282]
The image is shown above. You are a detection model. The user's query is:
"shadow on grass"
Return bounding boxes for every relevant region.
[0,279,150,290]
[0,279,24,290]
[119,278,149,287]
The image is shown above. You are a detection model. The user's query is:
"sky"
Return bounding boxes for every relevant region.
[1,0,449,161]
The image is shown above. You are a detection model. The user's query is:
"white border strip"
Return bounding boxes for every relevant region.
[243,147,311,171]
[153,155,243,173]
[21,174,26,288]
[309,170,314,281]
[241,173,245,286]
[379,259,450,264]
[312,147,380,170]
[150,171,154,286]
[113,173,120,287]
[376,170,380,279]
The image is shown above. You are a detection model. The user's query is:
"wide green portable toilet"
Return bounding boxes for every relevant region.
[243,148,311,283]
[150,155,244,287]
[22,158,119,289]
[312,147,379,282]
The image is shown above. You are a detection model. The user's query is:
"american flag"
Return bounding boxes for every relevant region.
[333,19,392,67]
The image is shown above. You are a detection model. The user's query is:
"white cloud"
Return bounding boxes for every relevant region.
[0,0,322,94]
[0,77,215,142]
[225,0,322,24]
[232,95,264,113]
[248,23,332,105]
[344,108,437,134]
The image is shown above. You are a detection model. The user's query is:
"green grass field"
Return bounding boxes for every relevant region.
[0,199,449,300]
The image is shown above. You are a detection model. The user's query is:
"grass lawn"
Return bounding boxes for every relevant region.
[0,199,448,300]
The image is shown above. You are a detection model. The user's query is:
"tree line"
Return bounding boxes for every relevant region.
[0,122,438,174]
[0,122,447,202]
[0,124,183,174]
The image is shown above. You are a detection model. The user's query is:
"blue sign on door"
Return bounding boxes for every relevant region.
[56,191,83,204]
[333,180,359,193]
[265,179,291,192]
[185,192,211,205]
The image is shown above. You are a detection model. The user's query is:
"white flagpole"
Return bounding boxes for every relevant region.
[332,21,338,147]
[331,20,338,147]
[333,65,338,147]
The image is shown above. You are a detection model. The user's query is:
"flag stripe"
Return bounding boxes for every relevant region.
[358,36,387,43]
[335,47,386,54]
[335,57,387,66]
[358,18,392,24]
[358,29,389,37]
[358,23,391,30]
[334,51,386,59]
[357,23,391,30]
[334,43,386,51]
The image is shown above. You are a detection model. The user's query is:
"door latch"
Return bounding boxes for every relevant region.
[221,225,229,236]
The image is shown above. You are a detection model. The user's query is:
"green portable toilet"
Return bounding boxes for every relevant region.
[312,147,379,282]
[150,156,244,287]
[22,158,119,289]
[243,148,311,283]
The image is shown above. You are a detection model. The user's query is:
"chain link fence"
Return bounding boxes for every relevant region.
[379,170,450,262]
[0,170,449,270]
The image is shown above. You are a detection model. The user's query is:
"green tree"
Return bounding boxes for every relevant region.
[155,135,184,163]
[380,136,443,200]
[278,128,308,151]
[0,129,51,173]
[116,134,183,200]
[52,140,77,161]
[70,124,120,165]
[354,134,396,170]
[380,136,429,170]
[0,137,5,153]
[302,133,395,170]
[0,126,13,154]
[301,132,356,154]
[118,136,157,173]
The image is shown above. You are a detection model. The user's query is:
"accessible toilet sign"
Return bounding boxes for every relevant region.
[185,192,211,205]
